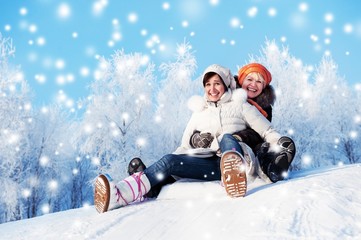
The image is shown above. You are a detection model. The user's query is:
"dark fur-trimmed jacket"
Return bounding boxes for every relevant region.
[233,85,276,152]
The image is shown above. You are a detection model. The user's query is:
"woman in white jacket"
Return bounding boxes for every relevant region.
[94,64,286,213]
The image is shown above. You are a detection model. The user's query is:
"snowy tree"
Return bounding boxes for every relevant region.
[69,154,94,209]
[69,121,96,209]
[0,34,32,223]
[152,42,198,158]
[313,57,361,165]
[354,84,361,163]
[19,104,76,219]
[73,50,156,180]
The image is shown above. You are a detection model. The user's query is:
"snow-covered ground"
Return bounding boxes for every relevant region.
[1,164,361,240]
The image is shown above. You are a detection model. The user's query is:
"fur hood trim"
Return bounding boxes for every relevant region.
[253,85,276,109]
[187,95,205,112]
[231,88,248,103]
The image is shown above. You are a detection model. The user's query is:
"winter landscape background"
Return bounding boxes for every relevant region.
[1,1,361,238]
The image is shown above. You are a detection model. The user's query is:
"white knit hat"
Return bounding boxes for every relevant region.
[202,64,236,90]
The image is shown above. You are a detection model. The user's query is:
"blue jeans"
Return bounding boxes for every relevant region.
[144,134,243,187]
[219,133,244,155]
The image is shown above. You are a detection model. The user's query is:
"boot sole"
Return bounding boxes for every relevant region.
[276,137,296,171]
[94,174,110,213]
[268,137,296,182]
[279,137,296,165]
[221,152,247,198]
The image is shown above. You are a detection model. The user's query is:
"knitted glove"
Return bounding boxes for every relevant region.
[190,131,214,148]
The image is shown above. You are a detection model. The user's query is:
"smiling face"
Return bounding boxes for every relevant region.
[241,72,265,99]
[204,73,226,102]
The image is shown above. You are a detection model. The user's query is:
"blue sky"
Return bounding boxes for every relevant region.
[1,0,361,107]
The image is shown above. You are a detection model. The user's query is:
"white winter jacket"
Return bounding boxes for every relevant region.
[174,88,281,156]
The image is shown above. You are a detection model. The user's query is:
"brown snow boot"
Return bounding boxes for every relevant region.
[220,150,247,198]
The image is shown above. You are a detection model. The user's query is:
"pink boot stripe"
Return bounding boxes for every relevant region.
[115,187,129,205]
[132,174,143,200]
[124,179,136,201]
[131,172,148,201]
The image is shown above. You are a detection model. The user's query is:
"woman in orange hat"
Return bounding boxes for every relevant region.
[234,63,295,183]
[233,63,275,149]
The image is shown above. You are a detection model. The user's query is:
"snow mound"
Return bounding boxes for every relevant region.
[157,177,269,200]
[1,164,361,240]
[157,179,227,200]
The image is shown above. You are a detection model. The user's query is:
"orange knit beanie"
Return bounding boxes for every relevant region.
[238,63,272,86]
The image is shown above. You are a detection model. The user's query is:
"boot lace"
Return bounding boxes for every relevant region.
[115,172,149,205]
